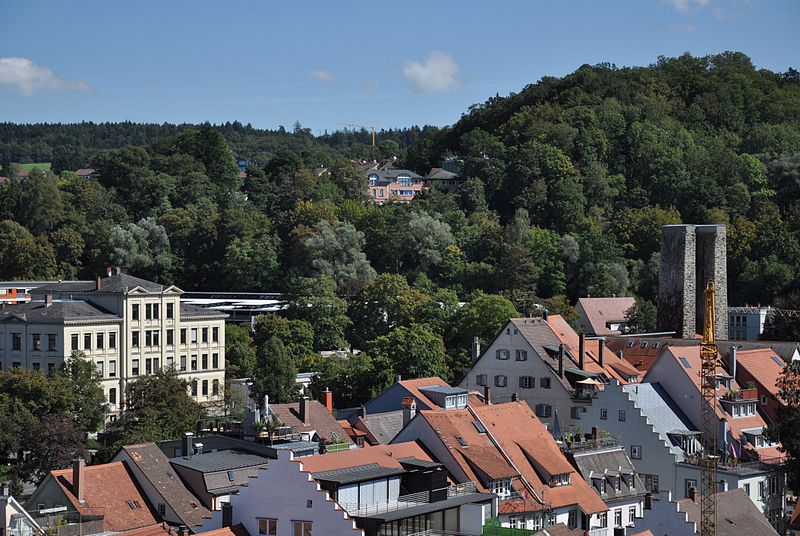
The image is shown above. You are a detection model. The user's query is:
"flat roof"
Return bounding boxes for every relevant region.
[312,463,406,485]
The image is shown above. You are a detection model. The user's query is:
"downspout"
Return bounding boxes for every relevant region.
[466,405,546,508]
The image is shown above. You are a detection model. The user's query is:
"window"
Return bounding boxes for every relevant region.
[191,355,198,371]
[212,353,219,369]
[96,361,104,377]
[167,329,174,346]
[212,326,219,342]
[259,513,282,533]
[32,333,41,351]
[516,349,528,361]
[180,355,187,372]
[476,374,487,386]
[520,376,534,388]
[191,380,198,397]
[568,509,577,529]
[628,506,636,525]
[132,304,139,320]
[536,404,552,418]
[743,483,750,497]
[631,445,642,460]
[685,479,698,497]
[32,362,40,371]
[132,331,140,347]
[759,480,766,499]
[96,332,104,350]
[644,474,659,493]
[598,512,608,528]
[227,470,235,481]
[48,334,57,352]
[167,356,174,370]
[109,332,116,349]
[146,359,152,375]
[202,328,208,343]
[109,360,116,378]
[109,388,116,405]
[679,357,692,368]
[571,406,582,419]
[213,379,220,396]
[132,359,140,376]
[614,509,622,527]
[12,333,21,351]
[181,329,187,344]
[202,380,208,396]
[600,408,608,420]
[153,305,159,319]
[166,303,174,319]
[145,331,152,347]
[47,363,54,374]
[158,504,166,517]
[489,478,512,499]
[291,521,312,536]
[152,331,160,346]
[71,334,79,351]
[191,328,198,343]
[494,375,507,387]
[760,395,768,405]
[84,333,91,350]
[619,410,626,421]
[540,377,551,389]
[770,475,779,495]
[202,354,208,370]
[495,349,510,360]
[145,304,151,320]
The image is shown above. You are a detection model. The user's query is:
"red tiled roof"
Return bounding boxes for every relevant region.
[270,400,353,444]
[734,348,785,401]
[51,462,157,532]
[299,442,433,474]
[576,297,636,336]
[418,402,607,515]
[120,523,173,536]
[74,168,95,176]
[397,377,451,409]
[196,524,250,536]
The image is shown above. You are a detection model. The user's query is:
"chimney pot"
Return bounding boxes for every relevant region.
[72,458,85,503]
[221,502,233,528]
[483,386,491,405]
[182,432,194,458]
[320,388,333,414]
[45,294,53,307]
[358,404,366,420]
[115,266,122,275]
[579,333,586,371]
[107,267,112,277]
[96,276,101,290]
[558,344,565,378]
[731,347,738,381]
[599,338,605,368]
[511,392,518,402]
[471,336,481,363]
[402,398,416,426]
[299,397,309,425]
[688,487,698,502]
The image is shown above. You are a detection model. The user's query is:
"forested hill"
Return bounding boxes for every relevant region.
[1,51,800,344]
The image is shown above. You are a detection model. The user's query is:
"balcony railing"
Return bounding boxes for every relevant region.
[587,528,607,536]
[341,481,480,517]
[680,455,785,475]
[561,436,621,453]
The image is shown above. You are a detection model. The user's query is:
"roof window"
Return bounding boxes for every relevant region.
[679,357,692,368]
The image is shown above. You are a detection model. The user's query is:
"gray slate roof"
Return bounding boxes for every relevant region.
[157,434,278,459]
[507,317,575,393]
[179,303,228,319]
[169,450,269,473]
[677,488,779,535]
[0,300,121,323]
[622,382,697,461]
[312,463,406,484]
[117,443,211,530]
[358,410,405,444]
[570,447,646,503]
[418,385,466,395]
[34,274,172,295]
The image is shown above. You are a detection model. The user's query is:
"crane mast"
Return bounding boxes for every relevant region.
[700,281,718,536]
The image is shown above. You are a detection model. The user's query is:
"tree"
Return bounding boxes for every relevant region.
[623,299,658,334]
[450,291,519,349]
[285,276,351,350]
[307,352,390,408]
[18,413,87,484]
[108,218,176,281]
[253,314,314,365]
[14,169,64,234]
[55,352,105,432]
[119,369,205,444]
[251,336,298,405]
[224,324,257,379]
[0,220,56,280]
[304,220,376,294]
[367,325,448,380]
[405,211,455,271]
[766,360,800,488]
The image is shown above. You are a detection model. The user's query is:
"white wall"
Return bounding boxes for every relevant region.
[198,450,362,536]
[630,491,696,535]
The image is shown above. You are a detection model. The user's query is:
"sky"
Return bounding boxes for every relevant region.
[0,0,798,134]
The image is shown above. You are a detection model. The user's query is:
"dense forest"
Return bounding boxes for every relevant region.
[2,51,800,395]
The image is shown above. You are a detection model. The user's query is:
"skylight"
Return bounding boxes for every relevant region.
[456,436,468,447]
[680,357,692,368]
[472,421,487,434]
[771,355,784,367]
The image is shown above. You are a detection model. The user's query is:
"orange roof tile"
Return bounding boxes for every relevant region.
[120,523,173,536]
[51,462,157,532]
[576,297,636,336]
[298,442,434,474]
[734,348,785,401]
[196,524,250,536]
[397,377,452,408]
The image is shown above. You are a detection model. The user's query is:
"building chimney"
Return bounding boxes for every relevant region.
[401,397,416,426]
[730,346,738,381]
[511,392,518,402]
[182,432,194,457]
[579,333,586,370]
[107,267,112,277]
[320,388,333,414]
[471,336,481,363]
[483,386,491,405]
[543,309,548,321]
[396,374,402,383]
[358,405,366,420]
[45,294,53,307]
[558,344,565,378]
[72,458,85,503]
[299,397,309,425]
[115,266,122,275]
[221,502,233,528]
[599,338,605,368]
[96,276,101,290]
[178,527,189,536]
[688,487,698,503]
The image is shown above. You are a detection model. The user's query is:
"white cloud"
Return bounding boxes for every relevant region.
[310,69,336,82]
[363,78,380,95]
[0,57,91,96]
[663,0,711,13]
[403,50,462,93]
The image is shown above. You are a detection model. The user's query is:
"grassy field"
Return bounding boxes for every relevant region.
[17,162,52,171]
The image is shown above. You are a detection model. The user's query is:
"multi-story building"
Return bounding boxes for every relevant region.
[367,167,425,204]
[0,269,226,418]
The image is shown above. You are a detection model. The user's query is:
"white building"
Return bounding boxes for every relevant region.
[728,306,771,341]
[0,269,227,418]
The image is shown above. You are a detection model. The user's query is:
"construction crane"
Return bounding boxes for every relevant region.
[700,281,719,536]
[335,121,377,146]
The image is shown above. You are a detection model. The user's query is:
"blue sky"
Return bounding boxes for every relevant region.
[1,0,797,133]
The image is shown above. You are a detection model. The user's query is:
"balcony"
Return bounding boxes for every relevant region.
[680,455,785,476]
[340,482,480,517]
[561,435,621,453]
[31,508,104,536]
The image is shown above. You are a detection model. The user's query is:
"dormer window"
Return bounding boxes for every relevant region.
[549,473,570,487]
[397,174,412,186]
[489,478,513,499]
[593,476,606,493]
